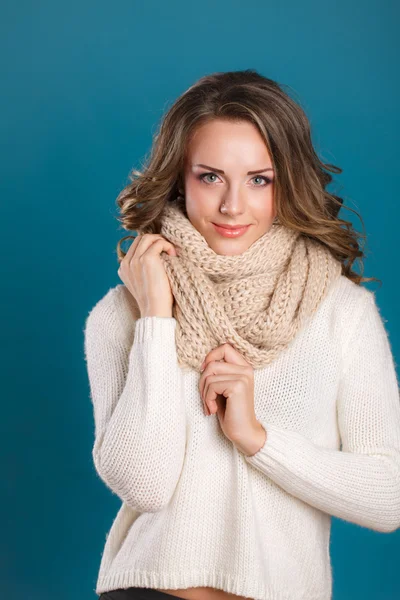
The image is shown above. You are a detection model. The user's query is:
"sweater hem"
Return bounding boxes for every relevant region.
[95,569,332,600]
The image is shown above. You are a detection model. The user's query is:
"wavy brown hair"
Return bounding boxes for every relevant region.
[115,69,380,287]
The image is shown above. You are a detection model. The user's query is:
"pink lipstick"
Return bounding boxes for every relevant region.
[212,223,251,238]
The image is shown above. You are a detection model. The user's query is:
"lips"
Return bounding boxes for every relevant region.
[212,223,250,230]
[212,223,251,238]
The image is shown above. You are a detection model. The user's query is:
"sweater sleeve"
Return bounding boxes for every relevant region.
[244,290,400,533]
[83,288,187,513]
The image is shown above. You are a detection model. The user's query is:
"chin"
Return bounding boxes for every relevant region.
[207,238,252,256]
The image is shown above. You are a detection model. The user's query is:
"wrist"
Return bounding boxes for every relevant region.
[141,307,173,318]
[141,312,173,318]
[237,421,267,457]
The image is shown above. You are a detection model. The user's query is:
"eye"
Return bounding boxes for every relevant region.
[251,175,273,187]
[199,172,220,184]
[198,172,273,187]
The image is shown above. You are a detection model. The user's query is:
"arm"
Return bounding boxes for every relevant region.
[244,291,400,533]
[83,288,187,513]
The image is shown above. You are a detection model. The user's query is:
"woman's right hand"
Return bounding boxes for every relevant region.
[117,233,178,318]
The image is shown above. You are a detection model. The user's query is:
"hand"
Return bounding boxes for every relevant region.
[117,233,179,317]
[199,343,267,456]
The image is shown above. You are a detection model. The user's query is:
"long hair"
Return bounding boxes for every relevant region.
[115,69,380,286]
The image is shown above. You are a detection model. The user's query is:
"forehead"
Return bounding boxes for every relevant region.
[186,120,272,169]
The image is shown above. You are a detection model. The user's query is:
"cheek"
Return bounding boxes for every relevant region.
[185,184,212,217]
[252,191,275,221]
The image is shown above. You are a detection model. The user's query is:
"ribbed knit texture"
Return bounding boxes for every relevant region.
[157,199,343,372]
[83,275,400,600]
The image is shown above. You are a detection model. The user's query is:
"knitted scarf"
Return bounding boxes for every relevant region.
[158,198,342,373]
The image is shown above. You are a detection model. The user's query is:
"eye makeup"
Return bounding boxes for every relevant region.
[198,172,273,187]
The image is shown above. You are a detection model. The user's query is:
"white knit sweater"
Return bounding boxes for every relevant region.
[83,274,400,600]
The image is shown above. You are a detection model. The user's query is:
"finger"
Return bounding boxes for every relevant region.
[202,343,250,371]
[117,233,150,276]
[118,235,144,277]
[198,369,211,416]
[203,393,210,416]
[131,233,168,262]
[203,375,241,415]
[140,237,178,260]
[199,360,250,399]
[124,233,145,261]
[203,373,238,412]
[117,234,141,274]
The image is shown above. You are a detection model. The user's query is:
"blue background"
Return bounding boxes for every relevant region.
[1,1,399,598]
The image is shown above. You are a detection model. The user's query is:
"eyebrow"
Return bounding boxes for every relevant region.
[192,163,274,175]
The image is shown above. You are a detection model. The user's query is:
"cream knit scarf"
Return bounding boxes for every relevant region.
[159,198,342,373]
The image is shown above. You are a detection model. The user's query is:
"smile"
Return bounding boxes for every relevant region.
[212,223,251,238]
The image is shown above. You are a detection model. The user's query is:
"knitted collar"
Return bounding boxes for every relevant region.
[159,199,342,372]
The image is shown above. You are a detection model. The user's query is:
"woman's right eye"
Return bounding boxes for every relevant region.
[198,172,219,184]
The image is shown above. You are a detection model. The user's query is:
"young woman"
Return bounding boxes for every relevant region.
[84,70,400,600]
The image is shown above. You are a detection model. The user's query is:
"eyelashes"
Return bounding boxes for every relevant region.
[198,172,273,187]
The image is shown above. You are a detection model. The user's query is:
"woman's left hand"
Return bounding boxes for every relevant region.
[199,343,267,456]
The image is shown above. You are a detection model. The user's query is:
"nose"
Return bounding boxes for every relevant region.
[219,186,246,216]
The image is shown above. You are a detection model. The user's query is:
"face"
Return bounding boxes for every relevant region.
[182,118,276,256]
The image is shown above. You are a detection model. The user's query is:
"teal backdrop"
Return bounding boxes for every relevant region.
[1,1,399,598]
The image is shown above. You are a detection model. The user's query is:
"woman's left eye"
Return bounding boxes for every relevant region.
[251,175,272,186]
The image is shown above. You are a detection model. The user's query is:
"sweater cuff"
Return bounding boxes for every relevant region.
[244,420,306,472]
[133,316,177,344]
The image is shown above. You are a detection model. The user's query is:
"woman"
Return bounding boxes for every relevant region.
[84,70,400,600]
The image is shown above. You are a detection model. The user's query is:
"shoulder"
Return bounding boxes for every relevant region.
[326,275,385,361]
[329,274,373,311]
[84,284,140,344]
